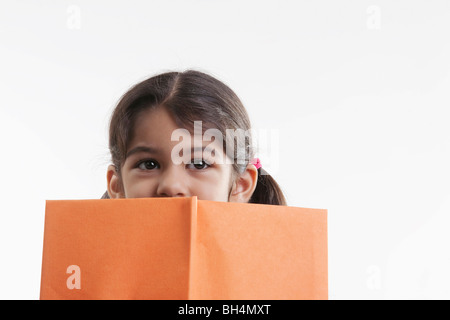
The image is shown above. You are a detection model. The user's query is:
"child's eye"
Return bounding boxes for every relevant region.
[187,159,211,170]
[137,159,160,170]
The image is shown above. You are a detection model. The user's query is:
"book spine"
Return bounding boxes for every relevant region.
[187,196,198,300]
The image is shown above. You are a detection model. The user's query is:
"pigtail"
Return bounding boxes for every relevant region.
[249,168,287,206]
[100,191,110,199]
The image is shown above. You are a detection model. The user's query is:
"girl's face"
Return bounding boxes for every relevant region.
[106,106,258,202]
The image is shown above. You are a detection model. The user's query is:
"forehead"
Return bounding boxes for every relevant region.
[132,107,178,141]
[129,106,225,152]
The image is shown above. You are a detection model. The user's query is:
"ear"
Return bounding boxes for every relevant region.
[229,164,258,203]
[106,164,125,199]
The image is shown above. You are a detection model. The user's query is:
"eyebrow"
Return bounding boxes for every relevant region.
[126,146,160,159]
[125,145,220,159]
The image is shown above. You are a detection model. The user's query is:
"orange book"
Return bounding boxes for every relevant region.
[40,197,327,300]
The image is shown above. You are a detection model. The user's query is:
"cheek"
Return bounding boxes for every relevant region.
[192,174,232,202]
[194,187,229,202]
[122,175,157,198]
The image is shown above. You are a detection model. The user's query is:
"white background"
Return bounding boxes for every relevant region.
[1,0,449,300]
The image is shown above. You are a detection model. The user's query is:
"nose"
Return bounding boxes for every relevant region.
[156,166,189,198]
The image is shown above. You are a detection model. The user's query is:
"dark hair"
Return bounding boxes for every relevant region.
[101,70,286,205]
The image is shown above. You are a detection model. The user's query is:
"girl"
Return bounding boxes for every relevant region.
[101,70,286,205]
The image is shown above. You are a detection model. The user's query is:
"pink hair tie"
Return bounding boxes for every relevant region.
[251,158,262,170]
